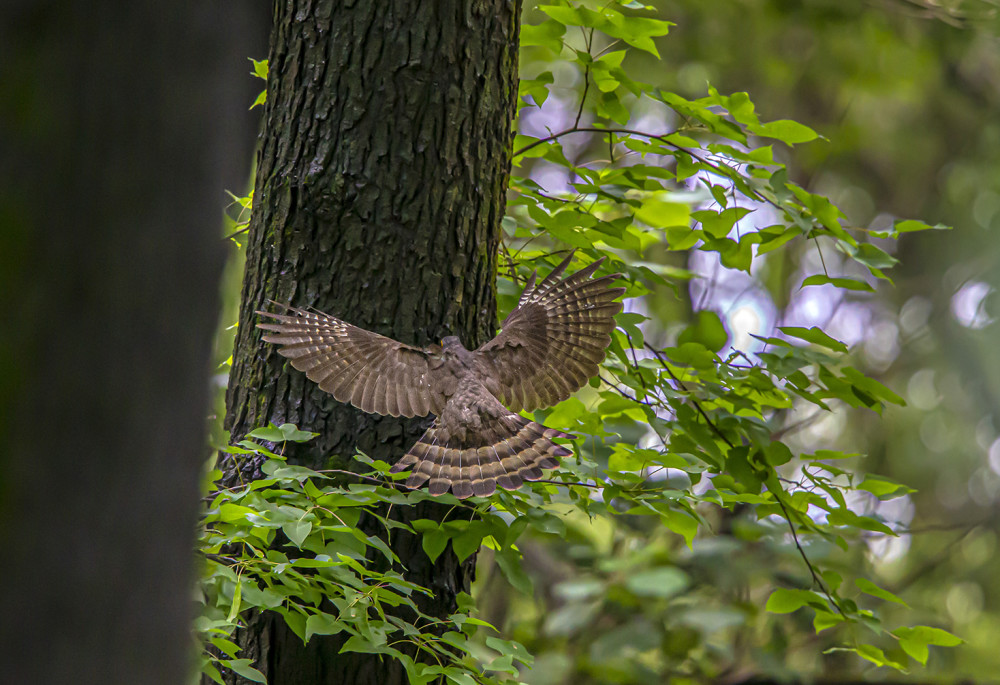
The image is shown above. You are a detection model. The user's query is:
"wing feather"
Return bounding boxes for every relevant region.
[475,254,626,412]
[257,304,447,417]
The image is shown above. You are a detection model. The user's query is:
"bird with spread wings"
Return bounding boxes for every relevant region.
[257,253,626,499]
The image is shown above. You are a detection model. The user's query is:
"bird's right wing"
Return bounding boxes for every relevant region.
[257,305,449,417]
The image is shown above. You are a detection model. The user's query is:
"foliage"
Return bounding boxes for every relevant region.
[197,427,536,685]
[198,1,971,682]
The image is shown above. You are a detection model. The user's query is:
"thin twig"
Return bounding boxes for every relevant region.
[775,495,849,619]
[511,124,823,228]
[222,223,251,241]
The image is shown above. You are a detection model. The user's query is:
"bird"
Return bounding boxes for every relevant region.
[256,253,626,499]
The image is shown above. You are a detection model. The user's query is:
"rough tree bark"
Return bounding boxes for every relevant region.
[220,1,520,683]
[0,2,265,684]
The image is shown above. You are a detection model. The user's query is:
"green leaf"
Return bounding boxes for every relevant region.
[692,207,752,239]
[226,579,242,622]
[813,609,846,633]
[827,508,896,535]
[600,16,673,58]
[485,636,534,666]
[765,588,823,614]
[521,19,566,52]
[519,71,554,106]
[634,195,691,229]
[445,672,477,685]
[842,367,906,406]
[340,634,392,655]
[757,225,798,255]
[855,578,908,607]
[451,522,488,562]
[202,663,224,685]
[305,613,344,641]
[665,342,716,370]
[538,5,591,28]
[851,643,904,670]
[801,274,874,292]
[247,422,318,443]
[223,659,267,683]
[624,567,689,598]
[892,219,951,234]
[249,58,268,80]
[726,445,763,493]
[282,519,312,548]
[751,119,819,144]
[210,637,241,658]
[778,326,848,353]
[678,310,728,352]
[763,441,793,466]
[857,475,915,499]
[894,625,963,646]
[496,549,533,595]
[664,225,701,250]
[660,508,699,548]
[893,626,963,665]
[421,528,449,563]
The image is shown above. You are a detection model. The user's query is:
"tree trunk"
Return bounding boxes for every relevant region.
[0,2,265,684]
[221,1,520,683]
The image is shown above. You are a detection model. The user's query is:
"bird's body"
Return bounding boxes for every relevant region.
[257,253,625,498]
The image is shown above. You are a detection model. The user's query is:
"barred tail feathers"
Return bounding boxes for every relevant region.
[390,417,573,499]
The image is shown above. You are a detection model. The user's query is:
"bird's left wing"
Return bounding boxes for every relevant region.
[475,254,626,413]
[257,305,450,417]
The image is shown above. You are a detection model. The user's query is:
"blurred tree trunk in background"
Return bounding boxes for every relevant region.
[0,2,266,684]
[219,1,520,683]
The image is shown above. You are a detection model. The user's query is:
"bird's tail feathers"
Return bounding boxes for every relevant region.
[390,416,573,499]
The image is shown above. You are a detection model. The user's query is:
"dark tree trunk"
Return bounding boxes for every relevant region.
[0,2,265,684]
[220,1,520,683]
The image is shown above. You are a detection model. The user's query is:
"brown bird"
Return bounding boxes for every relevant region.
[257,253,625,499]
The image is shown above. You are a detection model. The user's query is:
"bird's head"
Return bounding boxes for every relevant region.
[440,335,464,351]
